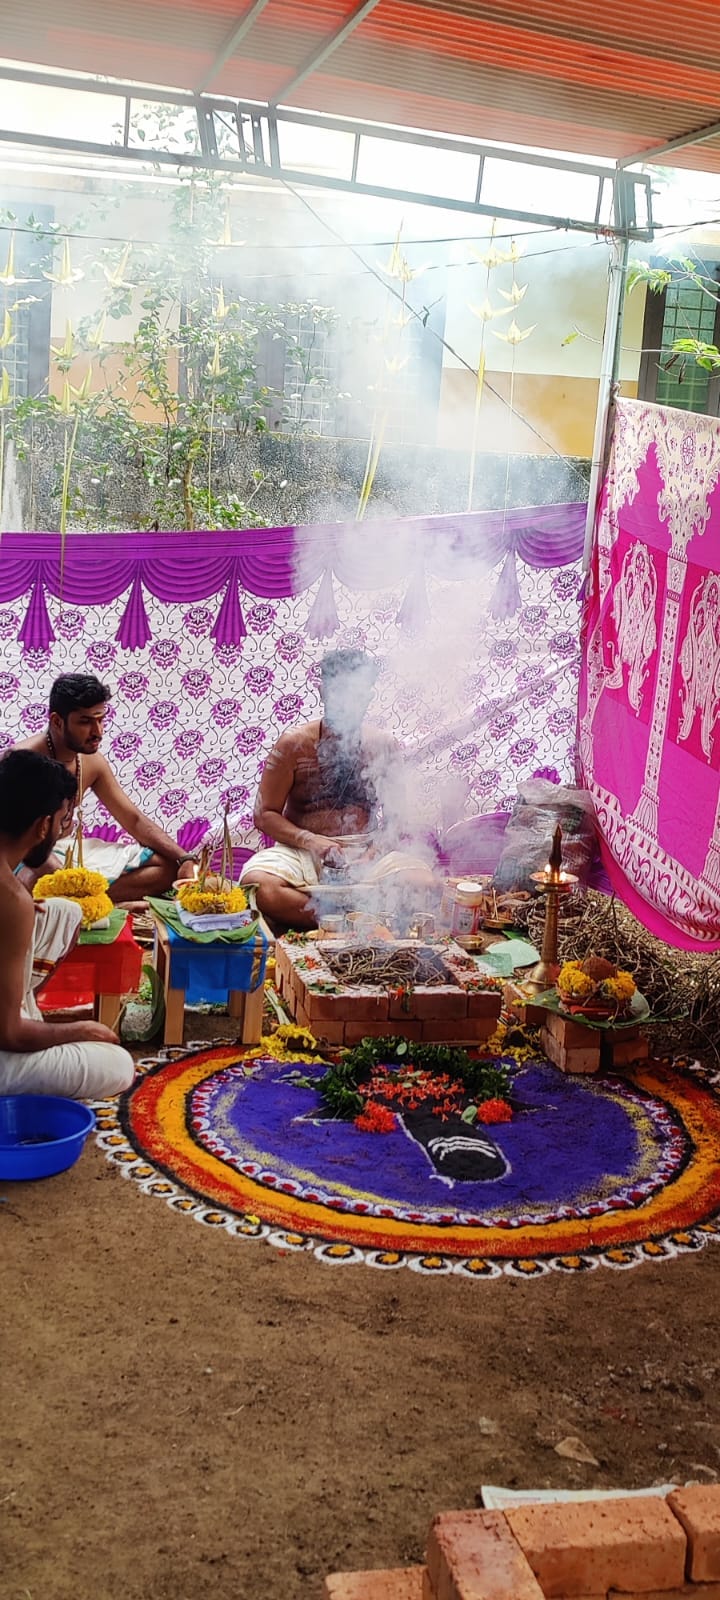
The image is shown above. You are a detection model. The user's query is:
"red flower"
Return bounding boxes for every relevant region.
[354,1103,396,1134]
[476,1098,513,1124]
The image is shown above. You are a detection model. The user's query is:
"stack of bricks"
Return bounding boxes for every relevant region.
[503,982,650,1076]
[274,937,502,1048]
[324,1487,720,1599]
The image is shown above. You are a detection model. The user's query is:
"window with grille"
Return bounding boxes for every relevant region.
[638,264,720,414]
[224,265,446,443]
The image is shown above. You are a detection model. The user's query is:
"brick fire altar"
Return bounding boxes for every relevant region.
[274,937,503,1047]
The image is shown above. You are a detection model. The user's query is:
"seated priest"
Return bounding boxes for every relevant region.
[14,674,198,906]
[0,751,135,1099]
[240,648,435,932]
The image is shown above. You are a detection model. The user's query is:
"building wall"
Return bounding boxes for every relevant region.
[0,162,657,460]
[437,238,647,457]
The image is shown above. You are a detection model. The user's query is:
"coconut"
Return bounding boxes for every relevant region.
[580,956,617,981]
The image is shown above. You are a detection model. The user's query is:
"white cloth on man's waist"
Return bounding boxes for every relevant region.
[76,836,153,884]
[239,842,433,890]
[0,896,134,1100]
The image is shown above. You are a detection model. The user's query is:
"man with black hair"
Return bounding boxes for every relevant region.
[0,751,134,1098]
[240,648,434,931]
[15,673,197,906]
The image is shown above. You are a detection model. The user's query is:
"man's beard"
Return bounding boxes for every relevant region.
[23,834,57,869]
[61,729,97,755]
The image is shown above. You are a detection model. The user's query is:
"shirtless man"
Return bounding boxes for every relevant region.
[15,673,197,905]
[240,648,432,931]
[0,750,134,1098]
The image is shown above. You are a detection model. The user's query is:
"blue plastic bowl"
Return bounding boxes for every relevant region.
[0,1095,96,1180]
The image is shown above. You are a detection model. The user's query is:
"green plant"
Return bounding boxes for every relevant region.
[2,172,338,530]
[318,1035,511,1121]
[627,254,720,383]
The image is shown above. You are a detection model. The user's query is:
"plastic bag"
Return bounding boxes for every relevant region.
[119,961,166,1044]
[492,779,597,893]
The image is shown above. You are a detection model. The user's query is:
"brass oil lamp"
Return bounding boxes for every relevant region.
[523,824,577,994]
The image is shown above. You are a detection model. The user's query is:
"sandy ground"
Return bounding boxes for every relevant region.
[4,1105,720,1600]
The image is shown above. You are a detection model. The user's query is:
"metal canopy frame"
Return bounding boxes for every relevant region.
[195,0,274,96]
[267,0,383,107]
[0,65,654,240]
[0,52,672,572]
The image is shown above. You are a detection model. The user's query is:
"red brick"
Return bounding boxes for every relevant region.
[669,1486,720,1581]
[324,1567,425,1600]
[408,988,469,1021]
[304,990,347,1020]
[304,987,389,1024]
[607,1035,650,1068]
[418,1019,497,1044]
[541,1028,601,1075]
[502,982,548,1027]
[275,940,292,975]
[545,1011,598,1049]
[506,1497,686,1597]
[466,991,503,1021]
[314,1019,347,1045]
[419,1021,473,1043]
[344,1020,423,1045]
[427,1510,544,1600]
[421,1572,435,1600]
[610,1588,720,1599]
[344,990,391,1024]
[460,1018,500,1042]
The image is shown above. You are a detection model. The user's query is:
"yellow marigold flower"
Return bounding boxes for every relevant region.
[78,891,114,927]
[33,866,108,902]
[276,1023,319,1050]
[601,971,636,1003]
[176,882,248,916]
[243,1025,323,1065]
[557,962,594,998]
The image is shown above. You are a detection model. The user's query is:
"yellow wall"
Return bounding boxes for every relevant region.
[48,349,181,424]
[438,370,639,458]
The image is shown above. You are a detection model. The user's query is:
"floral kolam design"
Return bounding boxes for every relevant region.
[92,1041,720,1280]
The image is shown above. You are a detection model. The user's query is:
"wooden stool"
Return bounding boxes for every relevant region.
[150,914,271,1047]
[38,920,144,1026]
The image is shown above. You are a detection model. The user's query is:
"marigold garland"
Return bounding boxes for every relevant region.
[33,866,114,928]
[558,957,637,1012]
[177,883,248,916]
[244,1022,326,1065]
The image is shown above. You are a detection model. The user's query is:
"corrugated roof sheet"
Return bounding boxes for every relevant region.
[2,0,720,170]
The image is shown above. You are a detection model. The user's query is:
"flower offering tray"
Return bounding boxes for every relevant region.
[274,935,502,1047]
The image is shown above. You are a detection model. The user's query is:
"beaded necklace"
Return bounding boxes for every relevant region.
[46,729,83,829]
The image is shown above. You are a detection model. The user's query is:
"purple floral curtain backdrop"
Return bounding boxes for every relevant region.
[0,508,584,855]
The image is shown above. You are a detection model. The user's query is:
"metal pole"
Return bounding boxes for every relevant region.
[582,231,629,571]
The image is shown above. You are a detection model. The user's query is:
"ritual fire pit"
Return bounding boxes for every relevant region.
[274,937,502,1047]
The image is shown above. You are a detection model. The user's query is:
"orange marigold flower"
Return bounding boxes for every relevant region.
[476,1098,513,1124]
